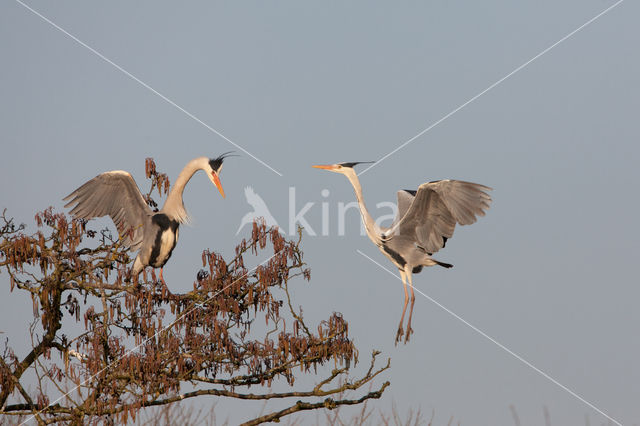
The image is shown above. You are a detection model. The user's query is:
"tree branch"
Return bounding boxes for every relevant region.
[241,381,391,426]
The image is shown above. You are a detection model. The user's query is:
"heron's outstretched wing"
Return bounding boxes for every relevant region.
[63,171,152,250]
[387,180,492,254]
[390,190,416,229]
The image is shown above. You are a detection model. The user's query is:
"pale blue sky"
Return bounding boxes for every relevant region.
[1,1,639,424]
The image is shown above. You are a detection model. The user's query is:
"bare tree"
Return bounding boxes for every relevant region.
[0,159,389,425]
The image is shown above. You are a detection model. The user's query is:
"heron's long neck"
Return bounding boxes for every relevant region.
[345,171,381,243]
[162,158,205,223]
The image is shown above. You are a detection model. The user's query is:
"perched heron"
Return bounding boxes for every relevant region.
[64,154,231,285]
[313,162,492,343]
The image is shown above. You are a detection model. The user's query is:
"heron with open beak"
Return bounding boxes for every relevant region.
[314,162,492,343]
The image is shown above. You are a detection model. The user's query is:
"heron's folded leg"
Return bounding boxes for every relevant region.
[396,269,409,345]
[404,267,416,343]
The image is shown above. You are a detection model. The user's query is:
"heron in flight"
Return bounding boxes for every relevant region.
[64,154,231,285]
[313,162,492,343]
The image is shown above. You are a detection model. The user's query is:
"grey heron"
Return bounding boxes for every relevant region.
[313,162,492,343]
[64,154,231,285]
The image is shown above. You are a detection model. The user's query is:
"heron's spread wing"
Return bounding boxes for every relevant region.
[63,171,152,250]
[390,190,416,229]
[389,180,492,254]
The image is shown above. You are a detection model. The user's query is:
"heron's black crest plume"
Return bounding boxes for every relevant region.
[339,161,375,168]
[209,152,237,171]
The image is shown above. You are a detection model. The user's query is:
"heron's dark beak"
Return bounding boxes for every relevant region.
[312,164,338,171]
[211,171,225,198]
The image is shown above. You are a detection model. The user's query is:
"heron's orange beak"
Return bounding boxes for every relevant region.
[312,164,338,171]
[211,171,225,198]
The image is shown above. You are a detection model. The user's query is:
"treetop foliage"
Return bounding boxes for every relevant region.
[0,158,389,425]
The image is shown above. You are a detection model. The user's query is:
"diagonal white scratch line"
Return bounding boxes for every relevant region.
[356,249,622,426]
[15,0,283,177]
[21,251,282,425]
[358,0,625,176]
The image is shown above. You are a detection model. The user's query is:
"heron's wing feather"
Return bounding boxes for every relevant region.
[389,190,416,229]
[398,188,456,254]
[389,180,492,254]
[426,180,492,225]
[63,171,151,250]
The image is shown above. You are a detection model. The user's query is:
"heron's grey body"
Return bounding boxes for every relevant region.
[380,180,492,268]
[314,163,491,343]
[64,156,228,283]
[130,212,180,277]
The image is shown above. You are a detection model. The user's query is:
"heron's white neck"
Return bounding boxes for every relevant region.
[343,169,381,243]
[161,157,209,223]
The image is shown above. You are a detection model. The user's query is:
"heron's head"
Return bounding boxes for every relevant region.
[207,152,235,198]
[312,162,374,177]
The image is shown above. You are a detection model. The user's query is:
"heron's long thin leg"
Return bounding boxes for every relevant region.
[396,269,409,345]
[159,267,167,286]
[404,267,416,343]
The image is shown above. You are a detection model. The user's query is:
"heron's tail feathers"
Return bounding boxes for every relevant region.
[435,260,453,269]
